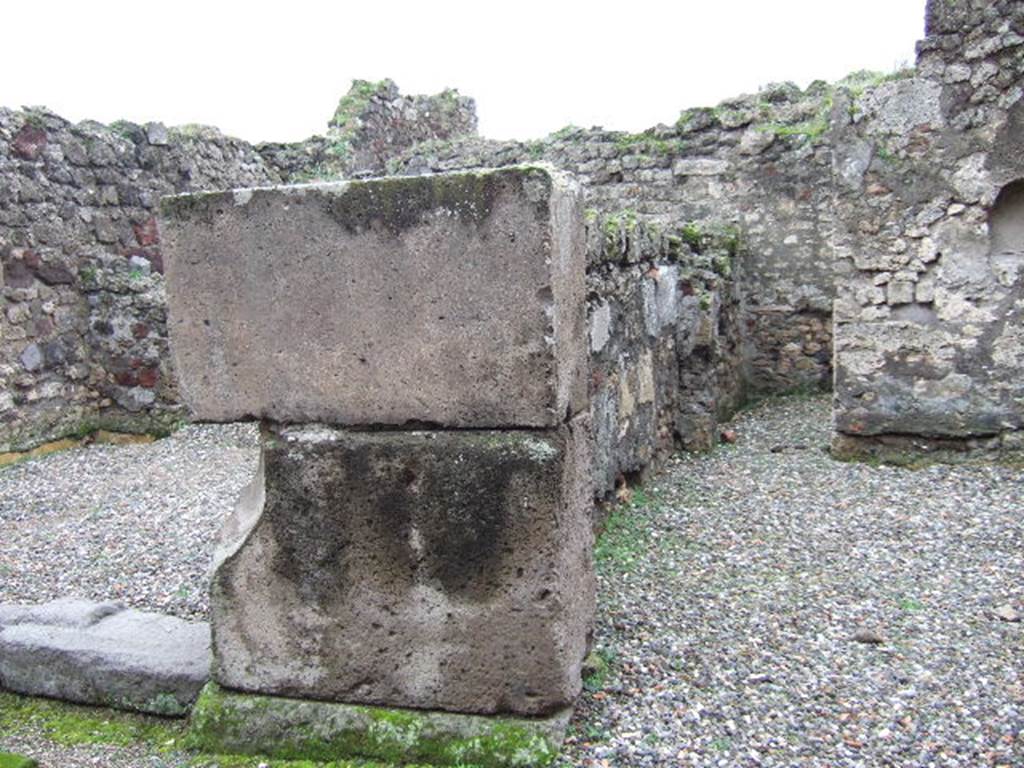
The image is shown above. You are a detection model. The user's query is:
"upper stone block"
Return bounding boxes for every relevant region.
[158,166,586,428]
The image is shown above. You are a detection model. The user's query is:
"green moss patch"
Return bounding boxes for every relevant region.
[187,683,568,767]
[0,753,38,768]
[331,79,391,130]
[0,692,185,749]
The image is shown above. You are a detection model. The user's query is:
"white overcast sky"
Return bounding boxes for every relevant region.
[4,1,925,143]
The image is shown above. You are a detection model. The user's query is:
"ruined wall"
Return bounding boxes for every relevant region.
[0,82,478,453]
[0,111,281,451]
[585,214,743,496]
[830,0,1024,458]
[11,0,1016,470]
[392,83,838,396]
[0,100,741,498]
[258,79,477,181]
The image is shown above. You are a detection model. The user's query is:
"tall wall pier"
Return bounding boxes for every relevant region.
[158,167,595,765]
[830,0,1024,460]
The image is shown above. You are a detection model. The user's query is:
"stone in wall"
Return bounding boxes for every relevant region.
[830,0,1024,456]
[158,167,586,429]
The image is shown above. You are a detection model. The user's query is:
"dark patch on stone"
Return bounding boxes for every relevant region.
[32,259,75,286]
[324,168,548,237]
[133,216,160,246]
[0,256,34,289]
[12,124,47,161]
[264,431,557,604]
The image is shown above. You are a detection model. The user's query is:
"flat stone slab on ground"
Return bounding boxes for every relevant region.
[159,165,587,428]
[189,683,570,767]
[0,598,209,715]
[212,417,594,716]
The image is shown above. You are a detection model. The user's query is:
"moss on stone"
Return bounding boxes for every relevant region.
[524,140,545,160]
[603,209,638,236]
[613,131,682,155]
[675,106,717,133]
[0,753,38,768]
[581,648,615,693]
[331,79,391,130]
[548,124,582,141]
[0,692,185,750]
[325,168,549,236]
[754,89,834,142]
[187,683,566,767]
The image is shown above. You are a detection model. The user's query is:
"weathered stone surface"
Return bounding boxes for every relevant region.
[189,683,569,767]
[211,416,594,716]
[0,598,210,715]
[159,166,587,429]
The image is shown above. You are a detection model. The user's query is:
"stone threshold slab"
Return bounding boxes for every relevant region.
[189,683,571,767]
[0,598,209,716]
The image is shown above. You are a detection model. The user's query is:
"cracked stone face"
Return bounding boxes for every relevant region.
[210,418,594,717]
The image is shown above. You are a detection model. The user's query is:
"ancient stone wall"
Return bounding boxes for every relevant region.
[830,0,1024,459]
[0,82,478,454]
[0,93,746,497]
[585,213,743,496]
[7,0,1015,469]
[0,111,282,451]
[258,79,477,181]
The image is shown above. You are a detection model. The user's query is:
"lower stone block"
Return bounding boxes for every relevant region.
[188,683,571,767]
[211,417,595,717]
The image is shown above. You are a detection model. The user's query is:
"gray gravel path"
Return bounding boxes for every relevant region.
[558,395,1023,768]
[2,395,1022,767]
[0,423,259,620]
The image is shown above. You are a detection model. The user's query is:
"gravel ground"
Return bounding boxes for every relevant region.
[0,423,259,620]
[557,395,1023,768]
[2,395,1022,767]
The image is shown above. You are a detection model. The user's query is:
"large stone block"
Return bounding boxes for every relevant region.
[158,166,587,428]
[0,598,210,715]
[210,416,594,717]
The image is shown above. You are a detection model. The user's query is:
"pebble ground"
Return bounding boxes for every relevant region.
[1,395,1021,767]
[0,423,259,619]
